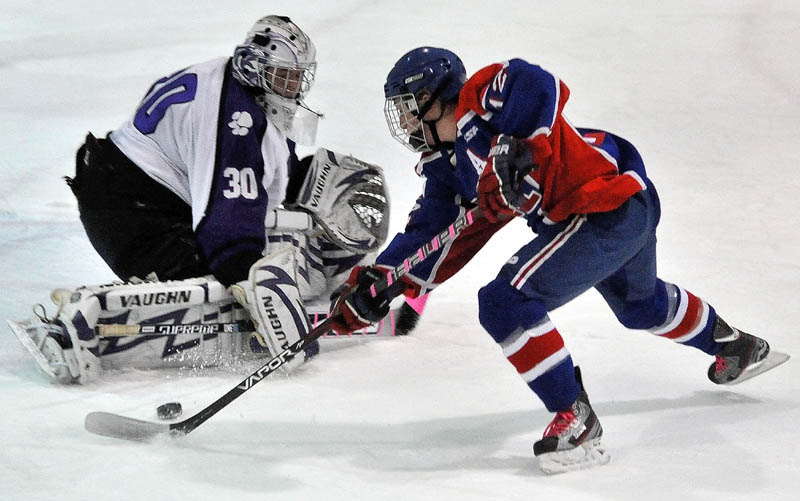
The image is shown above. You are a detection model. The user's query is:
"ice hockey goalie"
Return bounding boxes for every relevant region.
[8,149,424,384]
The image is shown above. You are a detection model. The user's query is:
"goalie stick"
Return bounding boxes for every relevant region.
[95,307,416,338]
[84,207,479,441]
[96,321,253,337]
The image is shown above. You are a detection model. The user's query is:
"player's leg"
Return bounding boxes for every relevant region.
[479,276,605,474]
[595,190,782,384]
[480,212,647,471]
[483,187,672,471]
[68,133,209,281]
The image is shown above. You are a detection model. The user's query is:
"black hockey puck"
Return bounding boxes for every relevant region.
[156,402,182,420]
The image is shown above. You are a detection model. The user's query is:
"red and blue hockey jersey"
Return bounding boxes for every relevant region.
[376,59,649,295]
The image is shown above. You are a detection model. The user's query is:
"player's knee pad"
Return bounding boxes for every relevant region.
[319,238,376,299]
[265,210,377,304]
[612,279,671,330]
[478,278,548,344]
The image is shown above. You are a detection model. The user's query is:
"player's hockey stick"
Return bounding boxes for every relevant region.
[84,207,479,441]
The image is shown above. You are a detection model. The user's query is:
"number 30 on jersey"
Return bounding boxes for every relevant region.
[222,167,259,199]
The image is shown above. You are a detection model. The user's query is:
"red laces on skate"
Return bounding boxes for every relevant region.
[543,410,576,437]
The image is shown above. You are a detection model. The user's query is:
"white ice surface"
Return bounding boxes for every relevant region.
[1,1,799,500]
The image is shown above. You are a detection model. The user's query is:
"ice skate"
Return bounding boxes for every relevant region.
[7,314,79,384]
[533,367,610,474]
[707,318,789,385]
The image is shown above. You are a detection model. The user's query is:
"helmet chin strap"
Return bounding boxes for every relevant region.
[414,89,448,151]
[423,117,444,149]
[421,104,454,151]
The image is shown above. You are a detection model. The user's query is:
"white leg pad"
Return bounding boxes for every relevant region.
[231,253,311,373]
[52,289,103,383]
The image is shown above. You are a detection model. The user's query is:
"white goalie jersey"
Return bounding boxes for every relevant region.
[110,56,291,230]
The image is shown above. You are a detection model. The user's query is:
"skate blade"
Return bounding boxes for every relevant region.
[7,319,57,379]
[537,437,611,474]
[724,350,790,385]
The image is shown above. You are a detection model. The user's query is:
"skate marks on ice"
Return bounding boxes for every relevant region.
[537,437,611,475]
[81,390,767,476]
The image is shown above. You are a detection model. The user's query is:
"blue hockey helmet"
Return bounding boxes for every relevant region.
[384,47,466,102]
[384,47,467,152]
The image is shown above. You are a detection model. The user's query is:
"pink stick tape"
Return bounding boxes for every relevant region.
[406,294,429,315]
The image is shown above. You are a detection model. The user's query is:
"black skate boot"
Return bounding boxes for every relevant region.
[533,367,610,474]
[707,317,786,385]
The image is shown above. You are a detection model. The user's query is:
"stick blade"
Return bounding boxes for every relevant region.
[85,411,171,441]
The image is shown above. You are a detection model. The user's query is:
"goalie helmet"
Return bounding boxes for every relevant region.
[383,47,467,152]
[232,15,320,144]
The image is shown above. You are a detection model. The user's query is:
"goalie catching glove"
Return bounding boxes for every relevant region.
[329,265,419,334]
[477,134,541,222]
[291,148,390,253]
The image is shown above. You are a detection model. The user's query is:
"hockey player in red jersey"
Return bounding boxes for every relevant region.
[329,47,789,473]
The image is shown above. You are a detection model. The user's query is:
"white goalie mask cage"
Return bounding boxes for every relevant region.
[293,149,390,253]
[232,15,321,144]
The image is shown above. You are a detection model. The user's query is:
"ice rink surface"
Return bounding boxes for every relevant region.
[1,1,798,499]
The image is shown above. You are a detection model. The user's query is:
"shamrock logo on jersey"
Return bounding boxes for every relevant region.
[228,111,253,136]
